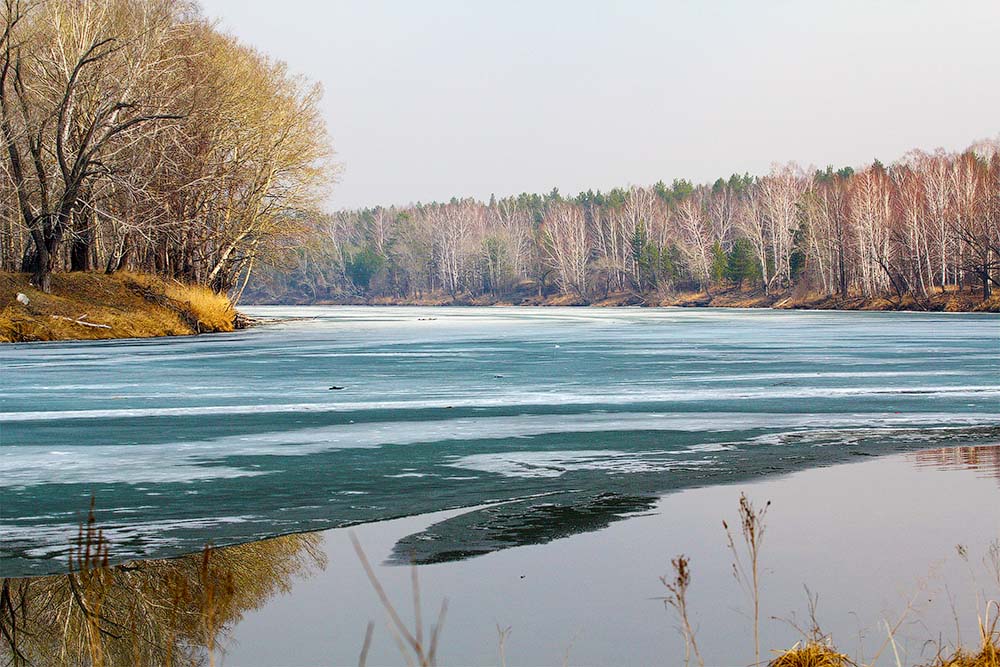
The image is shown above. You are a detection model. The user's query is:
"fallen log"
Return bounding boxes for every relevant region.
[51,315,112,329]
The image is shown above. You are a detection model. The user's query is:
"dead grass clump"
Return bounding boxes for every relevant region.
[769,641,854,667]
[925,641,1000,667]
[972,295,1000,313]
[940,604,1000,666]
[164,281,236,333]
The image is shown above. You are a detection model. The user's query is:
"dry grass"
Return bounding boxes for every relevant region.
[714,494,999,667]
[926,644,1000,667]
[0,271,237,343]
[769,641,854,667]
[163,281,236,333]
[970,294,1000,313]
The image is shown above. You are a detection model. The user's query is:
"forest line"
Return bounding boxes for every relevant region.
[2,2,997,310]
[249,140,1000,309]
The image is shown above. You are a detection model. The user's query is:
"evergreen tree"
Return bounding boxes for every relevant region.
[345,247,385,290]
[710,242,728,283]
[725,238,759,287]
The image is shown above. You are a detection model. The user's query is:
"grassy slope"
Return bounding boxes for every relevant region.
[0,272,237,343]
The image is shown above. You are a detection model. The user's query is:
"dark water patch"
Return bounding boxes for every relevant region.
[388,492,658,564]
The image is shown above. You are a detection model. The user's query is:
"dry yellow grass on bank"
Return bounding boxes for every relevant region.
[769,641,854,666]
[0,272,238,343]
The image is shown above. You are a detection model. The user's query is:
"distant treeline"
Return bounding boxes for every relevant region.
[0,0,332,294]
[247,140,1000,305]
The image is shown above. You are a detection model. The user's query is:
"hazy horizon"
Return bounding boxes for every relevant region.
[199,0,1000,210]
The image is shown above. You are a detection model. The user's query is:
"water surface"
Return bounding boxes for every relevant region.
[225,445,1000,666]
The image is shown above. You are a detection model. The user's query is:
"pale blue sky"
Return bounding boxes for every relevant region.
[199,0,1000,210]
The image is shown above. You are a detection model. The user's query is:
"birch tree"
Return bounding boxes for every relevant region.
[542,201,589,297]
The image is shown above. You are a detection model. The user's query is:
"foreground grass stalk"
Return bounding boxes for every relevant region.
[725,493,771,666]
[350,532,447,667]
[661,554,704,667]
[497,624,512,667]
[358,621,375,667]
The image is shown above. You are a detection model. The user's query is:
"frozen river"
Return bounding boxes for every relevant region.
[1,306,998,576]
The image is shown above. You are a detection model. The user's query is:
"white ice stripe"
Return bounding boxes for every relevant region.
[696,370,970,381]
[1,412,996,488]
[0,515,257,561]
[447,450,719,479]
[4,386,1000,422]
[0,453,267,487]
[743,424,1000,448]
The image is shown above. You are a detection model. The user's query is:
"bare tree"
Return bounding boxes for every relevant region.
[676,192,714,288]
[542,201,589,297]
[758,163,806,290]
[1,0,185,291]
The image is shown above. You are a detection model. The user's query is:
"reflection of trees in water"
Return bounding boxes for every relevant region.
[912,444,1000,484]
[0,511,326,666]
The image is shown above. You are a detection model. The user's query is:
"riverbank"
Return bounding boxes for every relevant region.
[259,285,1000,313]
[0,272,242,343]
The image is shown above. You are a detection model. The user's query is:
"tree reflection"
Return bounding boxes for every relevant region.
[911,444,1000,484]
[0,508,326,666]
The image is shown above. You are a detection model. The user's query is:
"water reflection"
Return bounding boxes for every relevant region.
[388,444,1000,566]
[911,445,1000,484]
[389,491,658,565]
[2,445,998,665]
[0,524,325,666]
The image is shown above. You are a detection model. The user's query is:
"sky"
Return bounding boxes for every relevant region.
[198,0,1000,211]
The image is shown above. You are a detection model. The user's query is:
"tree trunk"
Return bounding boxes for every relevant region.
[31,244,53,293]
[70,232,91,271]
[69,210,94,271]
[838,242,847,298]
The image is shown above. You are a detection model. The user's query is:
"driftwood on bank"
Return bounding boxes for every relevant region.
[233,311,260,329]
[50,315,112,330]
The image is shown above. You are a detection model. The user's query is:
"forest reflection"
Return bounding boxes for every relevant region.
[0,512,326,666]
[911,444,1000,484]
